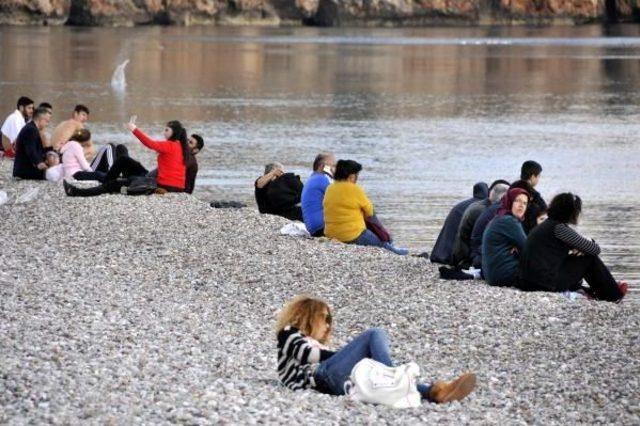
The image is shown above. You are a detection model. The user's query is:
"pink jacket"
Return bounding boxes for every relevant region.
[61,141,92,179]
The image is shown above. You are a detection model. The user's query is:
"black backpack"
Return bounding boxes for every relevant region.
[126,176,158,196]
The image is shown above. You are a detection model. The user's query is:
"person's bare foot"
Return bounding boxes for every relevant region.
[428,373,476,403]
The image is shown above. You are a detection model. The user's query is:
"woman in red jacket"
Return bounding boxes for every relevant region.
[63,118,193,197]
[126,118,189,192]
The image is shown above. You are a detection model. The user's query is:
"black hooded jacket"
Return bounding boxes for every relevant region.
[430,182,489,265]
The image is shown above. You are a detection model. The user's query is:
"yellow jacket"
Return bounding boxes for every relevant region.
[323,181,374,242]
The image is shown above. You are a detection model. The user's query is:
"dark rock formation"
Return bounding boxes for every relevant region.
[0,0,638,26]
[0,0,70,25]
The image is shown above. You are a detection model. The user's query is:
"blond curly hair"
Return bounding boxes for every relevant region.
[275,295,331,344]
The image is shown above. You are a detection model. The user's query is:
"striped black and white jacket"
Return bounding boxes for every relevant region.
[277,326,335,390]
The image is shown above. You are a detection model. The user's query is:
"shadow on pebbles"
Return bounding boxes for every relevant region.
[1,170,638,424]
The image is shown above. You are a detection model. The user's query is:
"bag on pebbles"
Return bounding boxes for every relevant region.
[344,358,421,409]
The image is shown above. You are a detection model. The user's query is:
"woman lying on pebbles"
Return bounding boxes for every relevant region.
[276,295,476,403]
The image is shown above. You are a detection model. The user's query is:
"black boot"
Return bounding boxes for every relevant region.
[63,180,107,197]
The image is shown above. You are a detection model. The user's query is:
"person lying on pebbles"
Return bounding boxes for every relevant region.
[323,159,408,255]
[276,295,476,403]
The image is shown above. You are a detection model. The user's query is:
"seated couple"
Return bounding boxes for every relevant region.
[276,295,476,403]
[482,189,627,303]
[254,152,336,231]
[255,155,408,255]
[64,118,204,197]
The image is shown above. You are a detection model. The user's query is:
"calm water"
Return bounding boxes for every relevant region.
[1,25,639,296]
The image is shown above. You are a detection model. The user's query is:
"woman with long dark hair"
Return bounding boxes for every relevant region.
[519,193,628,302]
[63,117,190,197]
[127,118,189,192]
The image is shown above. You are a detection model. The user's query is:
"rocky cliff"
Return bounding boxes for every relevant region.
[0,0,637,26]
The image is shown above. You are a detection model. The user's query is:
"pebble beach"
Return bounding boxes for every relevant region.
[1,160,638,425]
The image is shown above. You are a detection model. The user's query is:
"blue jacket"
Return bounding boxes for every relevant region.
[301,172,331,234]
[482,214,527,286]
[470,202,501,268]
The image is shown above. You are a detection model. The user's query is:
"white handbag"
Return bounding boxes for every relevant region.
[344,358,422,409]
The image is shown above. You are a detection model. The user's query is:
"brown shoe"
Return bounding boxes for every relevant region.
[154,188,168,195]
[429,372,476,403]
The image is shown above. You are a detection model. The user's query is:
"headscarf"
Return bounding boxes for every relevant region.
[497,188,530,218]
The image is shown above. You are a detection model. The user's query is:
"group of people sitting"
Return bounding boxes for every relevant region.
[1,96,205,196]
[254,157,628,303]
[254,154,408,255]
[432,161,628,303]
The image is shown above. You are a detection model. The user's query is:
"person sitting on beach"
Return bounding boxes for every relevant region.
[451,180,510,269]
[148,133,204,194]
[301,152,336,237]
[60,129,107,182]
[323,160,408,255]
[12,107,51,180]
[430,182,489,265]
[481,188,529,287]
[1,96,34,158]
[50,104,92,156]
[63,119,194,196]
[276,294,477,403]
[510,161,546,234]
[469,179,536,270]
[518,193,628,302]
[37,102,54,150]
[45,151,63,182]
[255,163,304,221]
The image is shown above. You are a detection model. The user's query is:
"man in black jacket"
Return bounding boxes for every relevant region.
[511,160,547,234]
[12,107,51,180]
[255,162,303,221]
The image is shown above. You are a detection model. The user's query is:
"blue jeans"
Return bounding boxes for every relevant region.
[350,230,409,256]
[313,328,430,396]
[352,229,384,247]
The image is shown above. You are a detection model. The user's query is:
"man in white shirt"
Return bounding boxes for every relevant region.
[1,96,34,158]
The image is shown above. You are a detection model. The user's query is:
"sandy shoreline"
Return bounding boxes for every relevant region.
[0,160,638,424]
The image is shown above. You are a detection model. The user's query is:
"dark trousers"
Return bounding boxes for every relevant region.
[106,156,148,181]
[66,155,148,198]
[553,255,623,302]
[73,170,107,183]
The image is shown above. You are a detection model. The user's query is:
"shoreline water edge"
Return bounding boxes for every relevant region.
[1,0,639,27]
[1,160,638,423]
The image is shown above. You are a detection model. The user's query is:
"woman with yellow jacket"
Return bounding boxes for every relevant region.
[323,159,408,255]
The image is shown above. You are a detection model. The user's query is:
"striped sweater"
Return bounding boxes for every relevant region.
[553,223,601,256]
[520,218,602,290]
[277,326,335,390]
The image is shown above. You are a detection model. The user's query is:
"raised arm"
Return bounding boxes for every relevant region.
[132,128,173,154]
[554,223,601,256]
